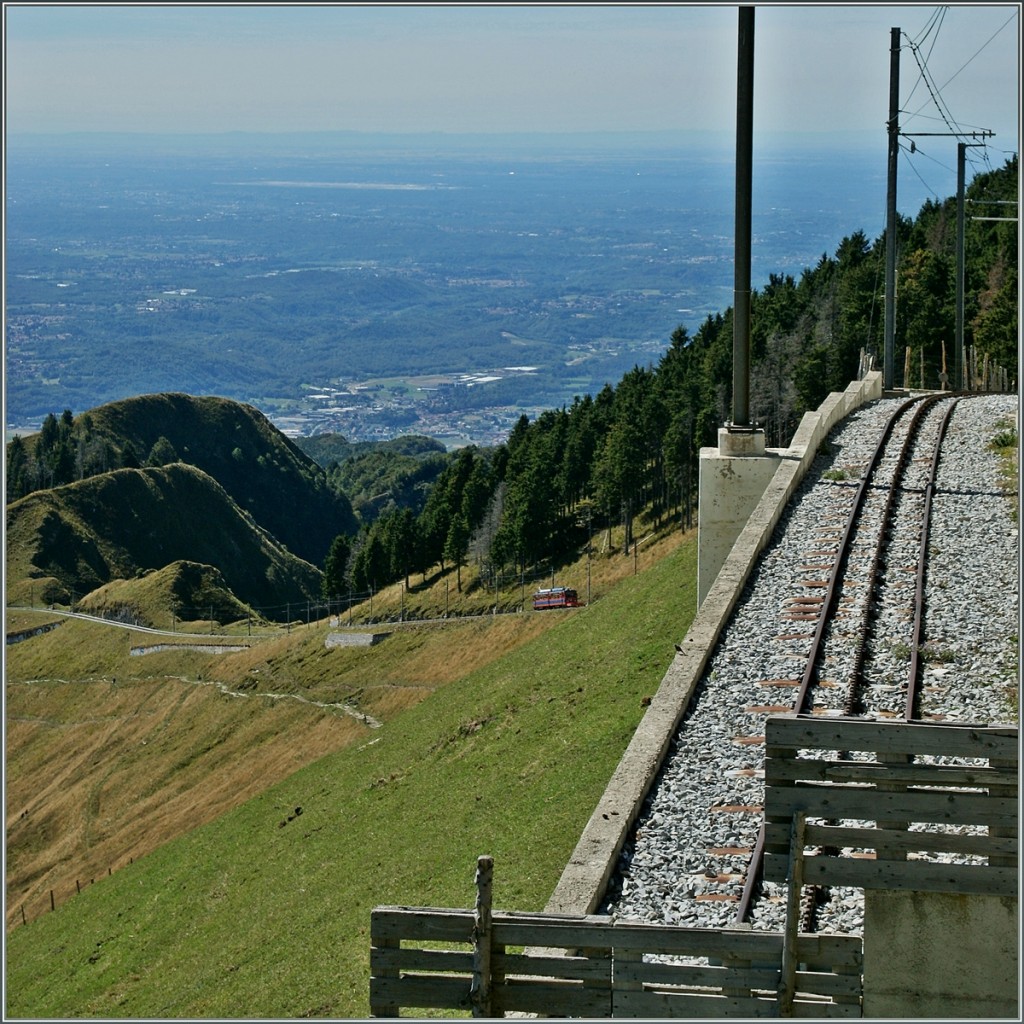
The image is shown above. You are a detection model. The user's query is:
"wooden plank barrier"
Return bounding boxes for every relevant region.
[369,903,862,1017]
[763,715,1018,896]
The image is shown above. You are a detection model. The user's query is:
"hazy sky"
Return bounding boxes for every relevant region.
[4,3,1020,151]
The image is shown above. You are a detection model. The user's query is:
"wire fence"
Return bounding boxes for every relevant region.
[15,560,594,637]
[8,855,137,932]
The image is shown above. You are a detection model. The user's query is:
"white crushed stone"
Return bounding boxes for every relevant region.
[602,394,1019,938]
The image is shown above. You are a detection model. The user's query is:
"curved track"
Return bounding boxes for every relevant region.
[602,392,1016,937]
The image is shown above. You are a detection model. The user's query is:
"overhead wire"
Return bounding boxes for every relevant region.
[936,10,1019,95]
[903,6,1015,142]
[902,6,948,111]
[903,31,966,138]
[898,140,947,204]
[933,8,1018,174]
[896,7,1012,201]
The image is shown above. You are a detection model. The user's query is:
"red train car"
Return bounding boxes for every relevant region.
[532,586,580,610]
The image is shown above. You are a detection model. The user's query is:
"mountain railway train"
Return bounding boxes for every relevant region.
[532,586,580,610]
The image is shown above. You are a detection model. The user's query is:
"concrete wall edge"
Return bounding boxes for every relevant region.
[543,371,883,918]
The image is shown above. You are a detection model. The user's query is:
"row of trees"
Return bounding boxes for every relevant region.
[7,157,1014,601]
[5,409,177,503]
[320,155,1017,600]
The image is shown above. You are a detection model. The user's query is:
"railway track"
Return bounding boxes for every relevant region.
[739,393,966,930]
[602,392,1017,937]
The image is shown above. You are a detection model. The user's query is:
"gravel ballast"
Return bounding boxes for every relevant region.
[601,393,1019,937]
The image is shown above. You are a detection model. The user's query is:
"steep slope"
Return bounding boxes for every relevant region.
[75,561,254,629]
[5,463,321,615]
[4,529,696,1018]
[37,393,358,565]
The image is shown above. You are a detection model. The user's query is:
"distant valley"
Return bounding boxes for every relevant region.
[4,130,936,447]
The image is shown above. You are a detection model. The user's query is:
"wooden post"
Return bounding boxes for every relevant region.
[612,939,642,1017]
[470,856,494,1017]
[721,944,754,1007]
[778,812,806,1017]
[50,890,55,912]
[903,347,912,389]
[369,912,401,1019]
[21,906,26,925]
[989,755,1016,869]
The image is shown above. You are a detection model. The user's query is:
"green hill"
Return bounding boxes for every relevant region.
[4,528,696,1018]
[15,393,358,566]
[5,463,322,617]
[295,433,450,523]
[295,432,447,468]
[75,560,256,630]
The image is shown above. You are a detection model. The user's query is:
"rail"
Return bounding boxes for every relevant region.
[736,394,973,925]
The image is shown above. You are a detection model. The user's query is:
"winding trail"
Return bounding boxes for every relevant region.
[7,607,383,729]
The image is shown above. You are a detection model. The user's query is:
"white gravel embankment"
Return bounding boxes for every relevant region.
[601,393,1018,937]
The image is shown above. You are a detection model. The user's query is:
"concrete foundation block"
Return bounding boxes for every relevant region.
[325,632,388,648]
[697,430,782,604]
[863,889,1019,1018]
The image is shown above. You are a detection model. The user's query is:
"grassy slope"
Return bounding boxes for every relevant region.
[69,393,359,566]
[5,603,566,927]
[74,560,254,630]
[5,464,322,613]
[5,530,697,1019]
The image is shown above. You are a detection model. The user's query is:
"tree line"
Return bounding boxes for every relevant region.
[320,154,1018,601]
[5,409,178,502]
[8,155,1016,604]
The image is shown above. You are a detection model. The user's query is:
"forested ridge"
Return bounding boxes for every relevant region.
[323,154,1018,601]
[5,393,358,568]
[7,156,1017,615]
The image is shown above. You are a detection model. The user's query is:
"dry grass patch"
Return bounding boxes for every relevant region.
[5,672,365,930]
[388,614,557,684]
[6,527,699,1017]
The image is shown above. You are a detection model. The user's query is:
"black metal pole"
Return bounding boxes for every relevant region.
[884,26,900,391]
[732,5,754,428]
[956,142,966,391]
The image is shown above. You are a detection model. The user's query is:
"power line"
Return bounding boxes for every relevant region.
[908,5,945,49]
[900,8,1015,144]
[903,6,948,111]
[903,33,965,138]
[898,141,946,203]
[937,10,1019,93]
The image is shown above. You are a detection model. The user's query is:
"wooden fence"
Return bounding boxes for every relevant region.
[370,859,862,1018]
[370,717,1017,1017]
[763,716,1019,896]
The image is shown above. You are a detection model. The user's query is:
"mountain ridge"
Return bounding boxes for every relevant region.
[71,392,357,566]
[6,462,322,617]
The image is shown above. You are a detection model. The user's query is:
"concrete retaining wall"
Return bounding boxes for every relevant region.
[325,632,389,649]
[544,371,883,916]
[130,643,249,656]
[864,890,1019,1018]
[6,620,63,645]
